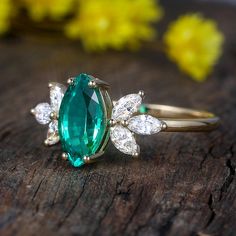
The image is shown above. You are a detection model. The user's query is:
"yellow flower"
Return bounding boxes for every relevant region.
[164,14,224,81]
[65,0,163,51]
[0,0,12,34]
[23,0,75,21]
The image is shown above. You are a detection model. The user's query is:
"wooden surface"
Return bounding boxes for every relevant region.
[0,1,236,236]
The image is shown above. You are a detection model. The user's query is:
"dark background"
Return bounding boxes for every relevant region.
[0,1,236,236]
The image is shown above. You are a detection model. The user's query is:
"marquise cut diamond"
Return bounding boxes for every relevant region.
[34,103,52,125]
[110,125,139,155]
[50,83,67,113]
[32,82,66,145]
[128,115,162,135]
[112,94,142,121]
[47,120,59,145]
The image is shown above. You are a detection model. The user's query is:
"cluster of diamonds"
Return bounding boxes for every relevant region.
[110,92,165,156]
[31,83,165,157]
[31,83,66,146]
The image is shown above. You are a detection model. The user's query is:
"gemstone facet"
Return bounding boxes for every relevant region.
[58,74,110,167]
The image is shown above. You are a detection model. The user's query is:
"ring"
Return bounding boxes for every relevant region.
[30,73,220,167]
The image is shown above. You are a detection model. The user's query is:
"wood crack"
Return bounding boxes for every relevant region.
[57,172,90,228]
[205,193,216,228]
[219,158,235,201]
[122,187,144,234]
[133,196,185,235]
[91,176,125,235]
[199,146,214,170]
[158,208,179,236]
[31,176,45,201]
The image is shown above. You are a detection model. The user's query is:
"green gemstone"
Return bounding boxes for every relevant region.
[139,104,148,114]
[58,74,110,167]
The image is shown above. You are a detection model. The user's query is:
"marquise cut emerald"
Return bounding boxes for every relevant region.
[58,74,111,167]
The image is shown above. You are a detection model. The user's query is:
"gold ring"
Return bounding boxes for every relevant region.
[30,73,220,167]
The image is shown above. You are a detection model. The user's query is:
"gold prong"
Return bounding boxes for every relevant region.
[109,119,116,127]
[83,156,90,163]
[50,111,58,120]
[88,80,97,88]
[138,90,145,98]
[44,139,49,146]
[83,151,105,164]
[121,120,129,127]
[88,76,110,89]
[94,78,110,89]
[132,146,140,157]
[67,77,75,85]
[132,152,140,158]
[30,108,35,115]
[62,152,68,160]
[161,122,167,130]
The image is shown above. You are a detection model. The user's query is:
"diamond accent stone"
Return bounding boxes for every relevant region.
[110,125,140,155]
[112,94,142,122]
[50,83,67,113]
[34,103,52,125]
[46,120,59,145]
[128,115,162,135]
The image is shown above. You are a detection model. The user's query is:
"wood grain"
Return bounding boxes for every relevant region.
[0,2,236,236]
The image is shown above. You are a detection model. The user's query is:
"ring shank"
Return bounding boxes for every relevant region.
[141,104,220,132]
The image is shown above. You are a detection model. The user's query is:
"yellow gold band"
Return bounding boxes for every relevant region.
[142,104,220,132]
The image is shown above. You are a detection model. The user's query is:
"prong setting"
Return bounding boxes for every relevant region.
[83,151,105,164]
[44,139,49,146]
[62,152,68,160]
[88,80,97,88]
[83,156,90,163]
[121,120,129,127]
[67,77,75,85]
[138,90,145,98]
[30,108,35,115]
[50,111,58,120]
[132,152,139,157]
[161,122,167,130]
[109,119,116,127]
[132,145,140,158]
[89,76,110,89]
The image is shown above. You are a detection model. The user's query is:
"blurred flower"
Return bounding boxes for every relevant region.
[23,0,75,21]
[164,14,224,81]
[0,0,13,34]
[65,0,163,51]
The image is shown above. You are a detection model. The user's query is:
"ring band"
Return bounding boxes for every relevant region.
[140,104,219,132]
[31,73,220,167]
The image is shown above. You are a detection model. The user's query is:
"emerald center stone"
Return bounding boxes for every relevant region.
[58,74,111,167]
